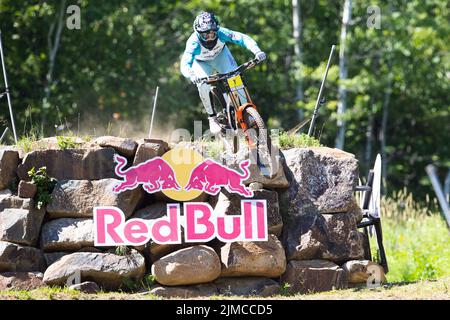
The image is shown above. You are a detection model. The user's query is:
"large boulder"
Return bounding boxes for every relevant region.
[0,149,19,190]
[44,252,69,267]
[220,234,286,277]
[341,260,387,284]
[149,283,218,298]
[280,147,358,215]
[40,218,94,252]
[18,181,37,198]
[0,272,45,290]
[17,148,117,181]
[280,260,348,294]
[133,139,169,165]
[151,245,221,286]
[214,277,280,297]
[211,189,283,237]
[43,250,145,290]
[0,241,45,272]
[93,136,138,157]
[282,202,365,264]
[46,179,143,218]
[321,208,365,262]
[0,194,32,210]
[221,145,289,188]
[0,207,45,246]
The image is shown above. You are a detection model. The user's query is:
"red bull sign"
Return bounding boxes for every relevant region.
[93,147,268,245]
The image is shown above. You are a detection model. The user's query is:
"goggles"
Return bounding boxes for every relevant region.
[199,30,217,41]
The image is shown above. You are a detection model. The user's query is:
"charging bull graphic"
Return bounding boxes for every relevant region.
[185,159,253,197]
[112,155,181,194]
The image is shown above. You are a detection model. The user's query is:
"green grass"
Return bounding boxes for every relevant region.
[379,189,450,283]
[277,132,322,149]
[15,132,87,153]
[16,131,42,153]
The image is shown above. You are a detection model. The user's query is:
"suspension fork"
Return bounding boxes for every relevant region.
[236,103,259,148]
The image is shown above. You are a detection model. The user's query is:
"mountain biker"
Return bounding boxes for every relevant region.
[180,11,266,134]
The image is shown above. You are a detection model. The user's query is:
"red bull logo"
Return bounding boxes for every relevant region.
[112,148,253,199]
[185,159,253,197]
[94,147,268,246]
[113,155,181,194]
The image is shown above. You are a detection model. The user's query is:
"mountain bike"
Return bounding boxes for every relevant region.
[199,59,275,178]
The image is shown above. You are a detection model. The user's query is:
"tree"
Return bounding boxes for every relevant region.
[335,0,352,149]
[292,0,304,121]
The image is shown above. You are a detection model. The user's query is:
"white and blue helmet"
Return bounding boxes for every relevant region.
[193,12,220,49]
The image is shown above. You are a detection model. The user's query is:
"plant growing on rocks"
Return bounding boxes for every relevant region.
[142,274,156,289]
[56,136,77,150]
[28,166,57,209]
[278,132,322,149]
[279,282,292,296]
[115,245,131,256]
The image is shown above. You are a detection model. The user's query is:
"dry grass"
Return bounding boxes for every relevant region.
[1,277,449,300]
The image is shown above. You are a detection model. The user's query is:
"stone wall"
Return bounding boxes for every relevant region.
[0,137,386,296]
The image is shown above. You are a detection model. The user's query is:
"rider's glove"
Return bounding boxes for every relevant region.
[255,51,266,62]
[189,72,202,85]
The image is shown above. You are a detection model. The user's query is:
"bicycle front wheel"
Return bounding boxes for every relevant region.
[242,107,275,178]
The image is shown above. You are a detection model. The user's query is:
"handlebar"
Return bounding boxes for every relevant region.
[199,58,261,85]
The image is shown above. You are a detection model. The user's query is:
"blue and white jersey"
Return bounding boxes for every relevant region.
[180,27,261,78]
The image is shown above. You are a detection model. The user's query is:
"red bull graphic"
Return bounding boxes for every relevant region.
[112,152,252,198]
[95,147,268,246]
[94,201,268,246]
[185,159,253,197]
[112,155,181,194]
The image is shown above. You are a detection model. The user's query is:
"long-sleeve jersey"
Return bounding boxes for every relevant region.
[180,27,261,78]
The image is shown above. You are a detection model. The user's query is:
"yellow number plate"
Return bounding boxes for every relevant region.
[227,75,244,90]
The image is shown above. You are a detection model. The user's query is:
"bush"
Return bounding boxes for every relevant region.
[28,166,57,209]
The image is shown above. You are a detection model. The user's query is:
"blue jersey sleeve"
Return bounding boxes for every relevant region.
[217,27,262,54]
[180,34,201,78]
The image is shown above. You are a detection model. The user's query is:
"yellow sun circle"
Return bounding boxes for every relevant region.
[161,147,204,201]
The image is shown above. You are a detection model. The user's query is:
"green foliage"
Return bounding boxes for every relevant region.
[122,274,156,292]
[142,274,156,288]
[56,135,77,150]
[279,282,292,296]
[28,166,57,209]
[378,190,450,283]
[278,132,322,149]
[115,245,131,256]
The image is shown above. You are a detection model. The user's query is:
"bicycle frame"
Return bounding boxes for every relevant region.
[202,59,260,134]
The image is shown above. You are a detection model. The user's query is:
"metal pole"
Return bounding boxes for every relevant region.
[0,127,9,143]
[308,44,336,136]
[426,164,450,229]
[444,169,450,204]
[0,30,18,143]
[148,86,159,139]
